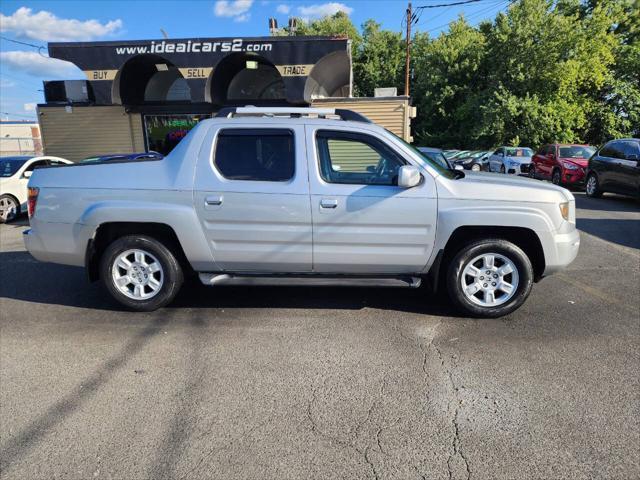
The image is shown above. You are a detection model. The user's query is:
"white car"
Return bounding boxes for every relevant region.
[488,147,534,175]
[0,155,72,222]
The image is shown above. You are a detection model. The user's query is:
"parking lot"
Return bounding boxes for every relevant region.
[0,192,638,479]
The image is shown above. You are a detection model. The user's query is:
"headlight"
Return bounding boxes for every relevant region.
[563,161,579,170]
[559,202,570,221]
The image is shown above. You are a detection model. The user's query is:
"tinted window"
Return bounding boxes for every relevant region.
[24,160,49,173]
[0,158,28,177]
[214,129,294,182]
[600,142,618,158]
[620,141,640,159]
[559,146,596,158]
[505,147,532,157]
[316,131,406,186]
[608,142,626,159]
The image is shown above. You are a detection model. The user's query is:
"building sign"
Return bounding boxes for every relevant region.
[47,36,352,105]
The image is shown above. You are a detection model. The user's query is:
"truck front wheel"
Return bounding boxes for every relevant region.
[446,239,533,318]
[100,235,184,311]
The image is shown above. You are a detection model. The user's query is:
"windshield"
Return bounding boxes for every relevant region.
[391,133,456,178]
[0,157,29,177]
[505,148,533,157]
[559,146,595,158]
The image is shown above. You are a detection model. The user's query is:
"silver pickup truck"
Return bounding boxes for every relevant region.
[24,107,580,317]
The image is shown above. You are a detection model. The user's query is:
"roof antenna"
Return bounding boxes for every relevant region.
[160,28,169,39]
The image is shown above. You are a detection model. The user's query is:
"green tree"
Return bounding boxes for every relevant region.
[353,20,405,96]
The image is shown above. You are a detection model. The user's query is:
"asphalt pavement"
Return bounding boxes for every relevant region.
[0,192,638,480]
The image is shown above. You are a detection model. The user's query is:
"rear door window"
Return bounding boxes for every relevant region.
[214,129,295,182]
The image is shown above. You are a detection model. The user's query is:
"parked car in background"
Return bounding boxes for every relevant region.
[24,107,580,318]
[451,150,491,171]
[417,147,454,170]
[0,155,72,223]
[530,144,595,187]
[448,150,472,161]
[488,147,534,175]
[585,138,640,199]
[80,152,164,164]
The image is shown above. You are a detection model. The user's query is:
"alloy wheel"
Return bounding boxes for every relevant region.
[586,175,597,195]
[111,249,164,300]
[460,253,519,307]
[552,170,561,185]
[0,197,18,222]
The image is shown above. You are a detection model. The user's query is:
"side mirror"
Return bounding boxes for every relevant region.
[398,165,421,188]
[23,171,32,179]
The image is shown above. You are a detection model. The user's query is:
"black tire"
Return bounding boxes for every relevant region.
[0,194,20,223]
[528,165,536,179]
[446,239,534,318]
[500,165,506,174]
[552,169,562,186]
[585,173,603,198]
[100,235,184,311]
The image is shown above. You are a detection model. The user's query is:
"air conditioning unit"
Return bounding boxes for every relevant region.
[44,80,94,104]
[374,87,397,97]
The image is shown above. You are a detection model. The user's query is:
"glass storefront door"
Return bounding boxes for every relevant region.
[144,114,209,155]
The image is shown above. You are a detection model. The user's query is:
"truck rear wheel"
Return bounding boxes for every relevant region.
[100,235,184,311]
[446,239,533,318]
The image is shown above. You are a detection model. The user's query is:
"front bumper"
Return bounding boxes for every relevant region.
[507,162,532,175]
[562,167,587,186]
[541,227,580,276]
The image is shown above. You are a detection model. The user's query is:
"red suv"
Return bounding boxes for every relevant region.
[530,144,596,187]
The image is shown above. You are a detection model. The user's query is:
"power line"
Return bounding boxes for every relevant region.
[424,0,511,33]
[0,35,47,56]
[415,0,485,10]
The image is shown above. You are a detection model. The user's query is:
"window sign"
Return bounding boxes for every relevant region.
[144,114,209,155]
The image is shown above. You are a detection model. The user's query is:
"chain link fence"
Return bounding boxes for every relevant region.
[0,137,43,157]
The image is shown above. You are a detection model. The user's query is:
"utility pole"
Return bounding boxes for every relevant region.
[404,2,412,97]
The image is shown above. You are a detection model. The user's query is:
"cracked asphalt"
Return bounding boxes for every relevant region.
[0,192,638,480]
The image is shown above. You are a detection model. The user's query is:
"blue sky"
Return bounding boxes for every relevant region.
[0,0,511,121]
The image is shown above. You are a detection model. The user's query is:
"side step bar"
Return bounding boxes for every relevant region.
[199,273,422,289]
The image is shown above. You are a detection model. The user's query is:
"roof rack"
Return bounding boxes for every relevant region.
[215,106,372,124]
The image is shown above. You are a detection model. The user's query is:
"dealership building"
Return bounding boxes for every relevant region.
[37,36,415,161]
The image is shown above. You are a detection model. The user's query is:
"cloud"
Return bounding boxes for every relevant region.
[0,7,122,42]
[276,4,291,14]
[23,103,37,112]
[234,13,251,22]
[214,0,253,20]
[0,78,16,88]
[0,51,82,78]
[297,2,353,18]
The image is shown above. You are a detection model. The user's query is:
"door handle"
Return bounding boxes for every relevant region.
[320,199,338,209]
[205,195,223,206]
